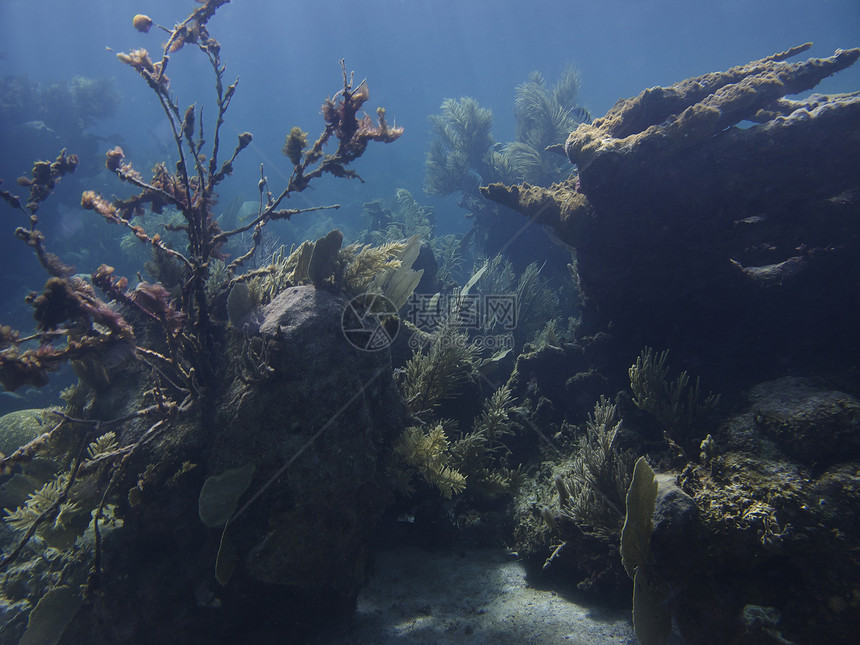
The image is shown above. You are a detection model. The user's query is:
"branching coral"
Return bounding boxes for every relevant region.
[0,152,140,392]
[554,396,636,538]
[391,424,467,498]
[628,347,720,448]
[564,44,859,177]
[2,2,403,407]
[0,2,404,601]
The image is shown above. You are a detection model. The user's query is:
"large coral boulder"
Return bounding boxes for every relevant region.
[483,45,860,392]
[208,285,406,594]
[0,409,52,455]
[46,285,407,644]
[749,377,860,471]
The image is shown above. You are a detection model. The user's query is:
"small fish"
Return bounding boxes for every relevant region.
[734,215,766,226]
[21,120,57,136]
[0,391,24,400]
[569,106,593,125]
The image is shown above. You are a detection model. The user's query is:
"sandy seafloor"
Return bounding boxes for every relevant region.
[310,547,682,644]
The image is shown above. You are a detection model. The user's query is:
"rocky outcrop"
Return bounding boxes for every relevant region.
[483,45,860,391]
[33,285,408,645]
[208,285,407,596]
[671,377,860,644]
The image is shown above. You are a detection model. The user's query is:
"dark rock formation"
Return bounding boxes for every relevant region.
[748,377,860,472]
[483,45,860,393]
[672,377,860,644]
[50,285,407,644]
[209,286,406,595]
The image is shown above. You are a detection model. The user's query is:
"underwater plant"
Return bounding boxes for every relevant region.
[357,188,470,289]
[360,188,435,247]
[473,254,559,352]
[556,396,636,538]
[424,67,589,271]
[391,423,467,498]
[425,65,591,198]
[0,0,402,590]
[425,97,503,198]
[448,383,526,499]
[397,321,480,419]
[628,347,720,451]
[390,381,525,500]
[506,66,591,186]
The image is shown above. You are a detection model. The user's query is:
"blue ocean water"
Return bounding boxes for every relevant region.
[0,2,859,642]
[0,0,856,465]
[2,0,858,213]
[1,0,858,253]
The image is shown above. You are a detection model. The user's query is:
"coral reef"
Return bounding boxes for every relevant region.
[661,378,860,644]
[482,45,860,390]
[628,347,720,454]
[0,2,407,642]
[425,69,590,270]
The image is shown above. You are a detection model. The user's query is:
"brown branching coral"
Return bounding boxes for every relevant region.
[2,1,403,409]
[319,70,404,160]
[284,60,404,190]
[96,7,404,399]
[0,152,136,392]
[0,4,404,632]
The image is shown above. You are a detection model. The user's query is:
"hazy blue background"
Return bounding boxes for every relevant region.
[0,0,858,408]
[2,0,858,197]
